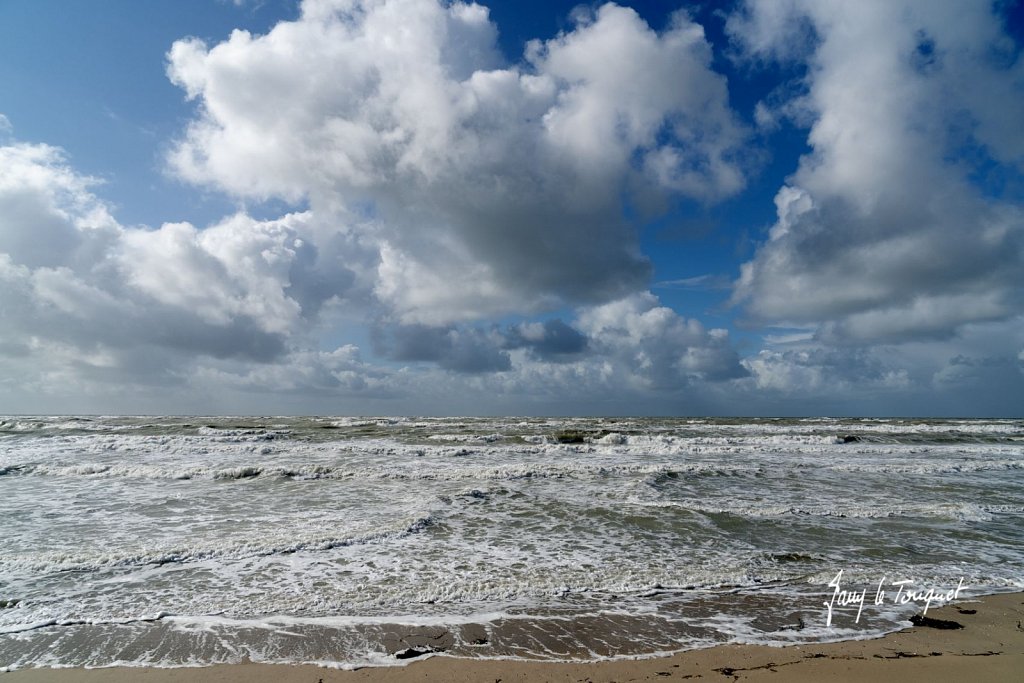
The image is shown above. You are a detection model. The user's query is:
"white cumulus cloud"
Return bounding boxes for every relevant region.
[0,140,366,386]
[576,292,747,389]
[729,0,1024,343]
[166,0,750,324]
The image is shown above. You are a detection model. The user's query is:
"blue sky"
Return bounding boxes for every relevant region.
[0,0,1022,416]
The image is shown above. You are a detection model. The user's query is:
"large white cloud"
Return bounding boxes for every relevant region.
[0,133,751,411]
[0,0,757,412]
[729,0,1024,343]
[0,141,367,386]
[166,0,749,324]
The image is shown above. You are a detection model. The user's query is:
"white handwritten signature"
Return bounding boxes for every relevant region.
[823,570,966,627]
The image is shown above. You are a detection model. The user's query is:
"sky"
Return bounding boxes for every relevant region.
[0,0,1022,417]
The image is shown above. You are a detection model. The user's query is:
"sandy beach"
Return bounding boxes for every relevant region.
[4,592,1021,682]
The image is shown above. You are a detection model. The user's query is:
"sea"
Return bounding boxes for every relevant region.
[1,416,1022,671]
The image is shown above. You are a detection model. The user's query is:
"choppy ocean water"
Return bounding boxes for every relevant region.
[1,415,1022,670]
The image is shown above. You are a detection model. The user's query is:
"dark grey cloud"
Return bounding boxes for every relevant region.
[504,319,589,362]
[372,324,511,374]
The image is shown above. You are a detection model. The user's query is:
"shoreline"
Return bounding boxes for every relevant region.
[4,592,1021,682]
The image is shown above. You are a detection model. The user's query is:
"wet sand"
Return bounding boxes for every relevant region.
[4,592,1022,682]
